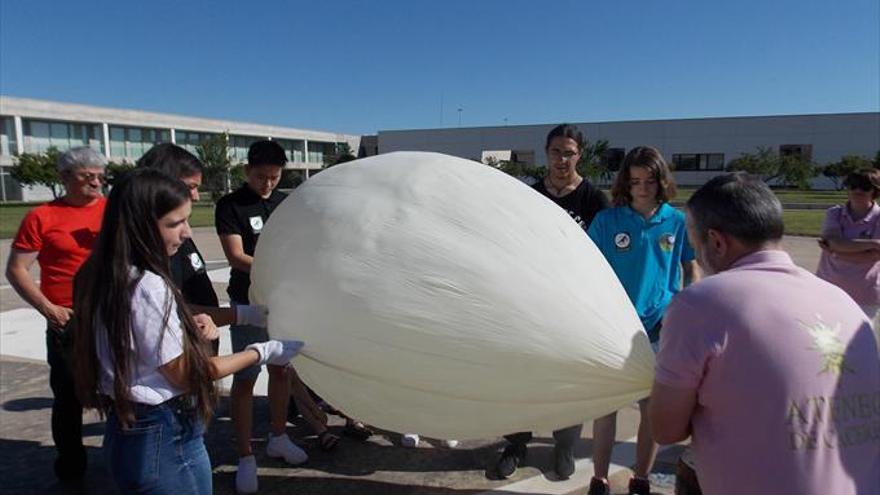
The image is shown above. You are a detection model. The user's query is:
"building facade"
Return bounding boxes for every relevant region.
[377,112,880,189]
[0,96,361,201]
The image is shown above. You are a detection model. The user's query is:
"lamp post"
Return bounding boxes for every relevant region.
[457,107,462,127]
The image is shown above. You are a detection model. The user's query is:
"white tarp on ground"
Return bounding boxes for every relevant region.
[252,151,655,439]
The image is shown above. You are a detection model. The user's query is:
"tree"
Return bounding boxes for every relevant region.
[10,147,63,198]
[727,146,818,189]
[822,155,873,190]
[324,142,355,167]
[196,134,233,200]
[484,156,545,183]
[577,139,611,183]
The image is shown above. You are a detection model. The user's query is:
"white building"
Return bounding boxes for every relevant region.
[0,96,362,201]
[377,112,880,189]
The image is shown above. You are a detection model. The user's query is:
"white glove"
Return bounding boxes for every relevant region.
[247,340,304,366]
[235,304,268,328]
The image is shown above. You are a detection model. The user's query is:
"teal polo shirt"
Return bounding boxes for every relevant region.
[587,203,695,341]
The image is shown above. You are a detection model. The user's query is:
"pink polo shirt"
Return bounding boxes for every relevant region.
[817,203,880,307]
[657,250,880,495]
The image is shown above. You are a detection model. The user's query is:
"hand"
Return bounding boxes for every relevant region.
[235,304,268,328]
[247,339,304,366]
[193,313,219,341]
[42,303,73,329]
[817,239,830,252]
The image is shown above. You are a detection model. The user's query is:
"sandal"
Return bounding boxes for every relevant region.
[317,430,340,451]
[343,420,373,441]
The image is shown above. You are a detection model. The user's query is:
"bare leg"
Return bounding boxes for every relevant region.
[231,377,256,457]
[591,412,617,480]
[267,365,291,436]
[633,398,659,478]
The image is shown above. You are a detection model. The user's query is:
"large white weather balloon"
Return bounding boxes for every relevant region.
[251,151,655,439]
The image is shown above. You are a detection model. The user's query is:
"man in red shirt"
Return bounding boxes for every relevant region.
[5,146,107,481]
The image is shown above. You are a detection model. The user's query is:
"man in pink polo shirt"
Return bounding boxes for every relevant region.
[649,173,880,495]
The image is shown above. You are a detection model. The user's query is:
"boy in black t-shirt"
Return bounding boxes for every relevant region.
[215,141,304,494]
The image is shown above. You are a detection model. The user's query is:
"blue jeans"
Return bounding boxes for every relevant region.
[103,398,212,495]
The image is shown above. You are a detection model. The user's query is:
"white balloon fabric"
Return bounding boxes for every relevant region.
[251,151,655,439]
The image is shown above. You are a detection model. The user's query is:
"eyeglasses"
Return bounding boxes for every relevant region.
[69,171,106,183]
[548,149,580,161]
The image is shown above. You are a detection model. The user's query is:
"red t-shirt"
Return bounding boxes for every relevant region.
[12,197,106,308]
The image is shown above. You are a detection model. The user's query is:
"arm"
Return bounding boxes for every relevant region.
[190,305,236,327]
[218,234,253,273]
[648,381,697,444]
[682,260,701,287]
[823,237,880,254]
[5,249,72,328]
[159,348,261,388]
[831,250,880,263]
[188,304,267,328]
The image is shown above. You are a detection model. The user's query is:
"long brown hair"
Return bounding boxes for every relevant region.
[73,168,217,426]
[611,146,677,207]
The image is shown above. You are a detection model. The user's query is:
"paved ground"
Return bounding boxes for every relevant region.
[0,227,822,495]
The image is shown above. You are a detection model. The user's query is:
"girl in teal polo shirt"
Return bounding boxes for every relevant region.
[585,146,700,495]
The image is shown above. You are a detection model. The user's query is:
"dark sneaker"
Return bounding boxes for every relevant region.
[495,443,527,479]
[553,443,575,479]
[587,476,610,495]
[628,476,651,495]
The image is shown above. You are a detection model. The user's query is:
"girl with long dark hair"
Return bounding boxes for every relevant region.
[73,168,301,494]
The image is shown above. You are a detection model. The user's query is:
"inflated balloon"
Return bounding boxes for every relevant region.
[251,151,655,439]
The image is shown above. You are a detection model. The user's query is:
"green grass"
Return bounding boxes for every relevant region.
[0,202,216,239]
[782,210,826,237]
[673,188,846,205]
[0,195,832,239]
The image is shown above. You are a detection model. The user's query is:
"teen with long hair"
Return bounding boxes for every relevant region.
[586,146,699,495]
[73,169,301,494]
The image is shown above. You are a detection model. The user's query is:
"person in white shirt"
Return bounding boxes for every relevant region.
[72,169,303,495]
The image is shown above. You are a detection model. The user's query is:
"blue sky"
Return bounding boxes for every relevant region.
[1,0,877,135]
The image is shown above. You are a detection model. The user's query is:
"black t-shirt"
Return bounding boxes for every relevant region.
[532,178,609,230]
[215,185,287,304]
[170,238,219,308]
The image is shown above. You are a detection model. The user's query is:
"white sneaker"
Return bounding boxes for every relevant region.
[266,433,308,465]
[401,433,420,448]
[235,455,258,494]
[444,439,459,448]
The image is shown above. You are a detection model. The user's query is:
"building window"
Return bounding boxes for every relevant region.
[175,130,218,156]
[604,148,625,171]
[779,144,812,161]
[308,141,334,164]
[0,116,16,156]
[229,135,264,163]
[22,119,103,154]
[0,166,23,201]
[672,153,725,171]
[275,139,304,163]
[108,125,171,160]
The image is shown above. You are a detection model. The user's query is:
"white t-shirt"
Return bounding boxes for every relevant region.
[97,269,186,405]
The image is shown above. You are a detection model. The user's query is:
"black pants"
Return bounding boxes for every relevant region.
[504,423,583,451]
[46,325,86,479]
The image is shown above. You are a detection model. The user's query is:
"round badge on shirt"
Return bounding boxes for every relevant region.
[659,233,675,252]
[189,252,205,272]
[249,216,264,234]
[614,232,631,251]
